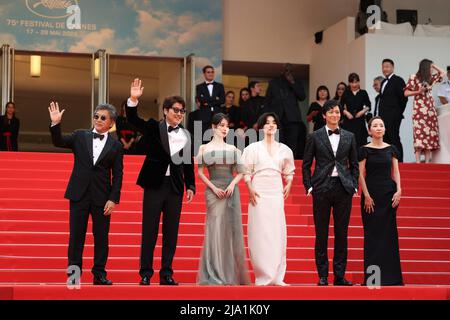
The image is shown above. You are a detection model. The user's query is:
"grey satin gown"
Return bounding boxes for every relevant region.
[197,149,251,285]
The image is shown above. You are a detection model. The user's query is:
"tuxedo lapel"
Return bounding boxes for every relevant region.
[95,135,114,166]
[319,127,334,157]
[159,121,170,155]
[84,131,94,166]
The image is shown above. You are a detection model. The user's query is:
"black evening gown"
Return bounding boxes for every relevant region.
[307,102,326,131]
[359,145,403,286]
[342,89,370,147]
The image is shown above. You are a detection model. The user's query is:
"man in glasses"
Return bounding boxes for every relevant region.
[126,78,196,286]
[48,102,123,286]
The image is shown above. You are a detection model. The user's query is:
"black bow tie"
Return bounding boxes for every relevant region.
[206,82,214,86]
[93,132,105,140]
[328,128,340,136]
[168,126,180,133]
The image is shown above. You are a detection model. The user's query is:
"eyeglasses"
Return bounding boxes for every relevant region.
[171,107,186,114]
[94,114,108,121]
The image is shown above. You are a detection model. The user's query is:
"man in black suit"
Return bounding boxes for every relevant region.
[372,76,384,117]
[126,78,195,286]
[302,100,359,286]
[195,65,225,140]
[265,63,306,159]
[48,102,123,286]
[241,81,266,131]
[378,59,408,162]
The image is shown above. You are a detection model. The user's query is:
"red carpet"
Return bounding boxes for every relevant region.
[0,151,449,300]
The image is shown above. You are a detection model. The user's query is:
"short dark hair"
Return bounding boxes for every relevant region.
[382,58,395,66]
[368,116,384,130]
[95,103,117,121]
[162,95,186,110]
[248,81,259,90]
[447,66,450,72]
[348,73,360,83]
[211,113,229,127]
[202,65,214,73]
[316,85,330,101]
[225,90,235,97]
[257,112,281,130]
[322,100,341,115]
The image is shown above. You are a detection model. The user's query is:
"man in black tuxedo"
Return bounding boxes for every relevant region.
[302,100,359,286]
[126,78,195,286]
[48,102,123,286]
[378,59,408,162]
[372,76,384,117]
[265,63,306,159]
[195,65,225,140]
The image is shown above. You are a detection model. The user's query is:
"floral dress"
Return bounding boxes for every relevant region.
[405,73,442,151]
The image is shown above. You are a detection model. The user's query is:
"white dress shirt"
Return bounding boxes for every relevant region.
[92,129,108,165]
[437,80,450,104]
[381,73,394,94]
[206,81,214,96]
[165,121,188,176]
[326,125,340,177]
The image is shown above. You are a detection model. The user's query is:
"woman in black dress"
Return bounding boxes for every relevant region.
[306,85,329,131]
[359,117,403,286]
[342,73,371,147]
[221,91,241,130]
[0,101,20,151]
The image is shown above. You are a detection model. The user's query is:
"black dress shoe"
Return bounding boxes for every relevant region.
[93,275,113,285]
[140,276,151,286]
[318,277,328,286]
[160,275,179,286]
[334,278,353,286]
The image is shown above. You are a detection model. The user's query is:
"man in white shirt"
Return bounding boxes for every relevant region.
[49,102,123,286]
[437,66,450,105]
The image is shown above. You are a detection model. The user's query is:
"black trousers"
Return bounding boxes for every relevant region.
[280,121,307,159]
[383,116,403,162]
[312,178,352,279]
[68,198,111,277]
[140,177,183,278]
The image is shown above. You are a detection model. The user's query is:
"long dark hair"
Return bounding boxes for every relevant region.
[417,59,433,84]
[333,82,347,100]
[2,102,15,126]
[238,87,250,106]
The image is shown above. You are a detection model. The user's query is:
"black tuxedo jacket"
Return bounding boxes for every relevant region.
[196,81,225,113]
[302,127,359,195]
[50,124,123,206]
[379,74,408,119]
[126,105,195,195]
[265,76,306,123]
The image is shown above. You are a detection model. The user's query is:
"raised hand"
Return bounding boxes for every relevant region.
[48,101,65,125]
[130,78,144,102]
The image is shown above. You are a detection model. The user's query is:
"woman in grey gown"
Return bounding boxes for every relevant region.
[196,113,250,285]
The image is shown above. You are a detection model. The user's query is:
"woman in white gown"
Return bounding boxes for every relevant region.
[242,112,295,286]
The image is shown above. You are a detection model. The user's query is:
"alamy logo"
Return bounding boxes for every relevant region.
[366,5,382,30]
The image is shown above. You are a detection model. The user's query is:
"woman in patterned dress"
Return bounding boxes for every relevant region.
[404,59,446,163]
